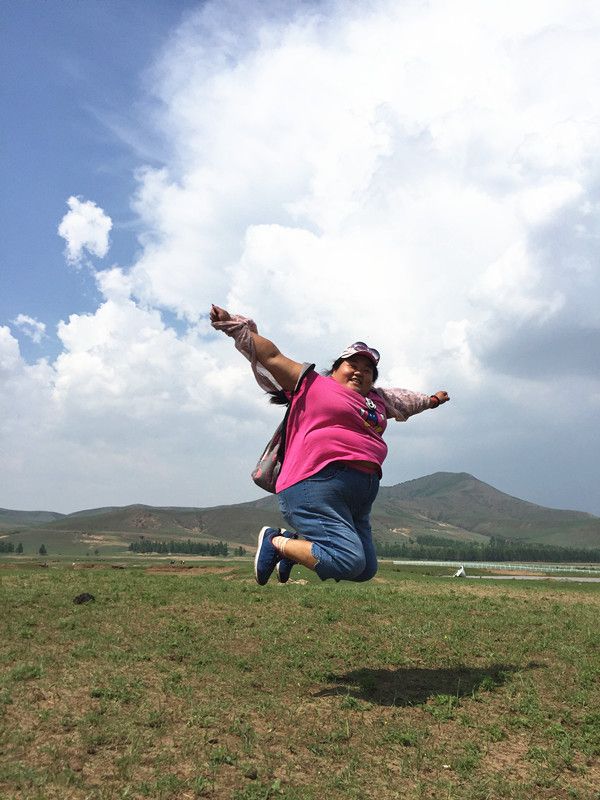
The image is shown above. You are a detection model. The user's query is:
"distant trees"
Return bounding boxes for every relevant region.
[375,535,600,563]
[0,541,25,553]
[38,544,47,556]
[128,539,230,556]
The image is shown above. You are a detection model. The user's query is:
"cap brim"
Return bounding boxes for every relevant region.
[339,347,379,365]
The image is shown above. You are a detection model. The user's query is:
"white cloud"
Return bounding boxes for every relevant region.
[0,328,58,485]
[121,0,600,404]
[472,242,565,323]
[0,325,22,372]
[58,196,112,265]
[11,314,47,344]
[0,291,279,512]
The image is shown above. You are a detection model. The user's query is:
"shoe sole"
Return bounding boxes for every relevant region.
[275,560,288,584]
[254,526,271,585]
[276,530,295,583]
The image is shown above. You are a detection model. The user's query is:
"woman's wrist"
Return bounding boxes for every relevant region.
[429,394,440,408]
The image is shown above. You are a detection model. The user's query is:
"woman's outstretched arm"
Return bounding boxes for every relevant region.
[210,304,303,391]
[376,386,450,420]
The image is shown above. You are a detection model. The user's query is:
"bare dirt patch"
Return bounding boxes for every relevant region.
[144,565,236,576]
[479,735,531,780]
[488,568,548,576]
[431,580,600,605]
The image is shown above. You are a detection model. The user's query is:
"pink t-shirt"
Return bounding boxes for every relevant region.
[275,372,388,493]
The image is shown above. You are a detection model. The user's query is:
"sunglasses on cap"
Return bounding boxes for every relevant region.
[339,341,380,365]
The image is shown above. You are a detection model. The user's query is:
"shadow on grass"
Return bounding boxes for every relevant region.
[316,663,531,706]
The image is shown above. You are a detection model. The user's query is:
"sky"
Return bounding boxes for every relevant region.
[1,0,599,516]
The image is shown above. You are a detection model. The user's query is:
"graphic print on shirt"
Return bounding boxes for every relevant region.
[360,397,385,433]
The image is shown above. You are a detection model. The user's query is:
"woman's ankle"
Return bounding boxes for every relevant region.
[271,535,290,555]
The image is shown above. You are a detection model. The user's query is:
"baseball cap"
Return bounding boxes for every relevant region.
[338,341,380,366]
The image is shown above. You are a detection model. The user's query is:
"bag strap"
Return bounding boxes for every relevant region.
[278,362,315,465]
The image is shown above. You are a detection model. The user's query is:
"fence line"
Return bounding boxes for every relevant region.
[391,559,600,574]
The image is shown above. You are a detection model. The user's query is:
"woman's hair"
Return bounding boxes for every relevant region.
[267,388,290,406]
[266,356,378,405]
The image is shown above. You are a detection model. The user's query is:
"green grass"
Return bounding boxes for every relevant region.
[0,561,599,799]
[0,528,249,558]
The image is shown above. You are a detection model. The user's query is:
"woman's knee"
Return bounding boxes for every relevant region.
[346,552,368,580]
[352,560,378,582]
[321,549,366,581]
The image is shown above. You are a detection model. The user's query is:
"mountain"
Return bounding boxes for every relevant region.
[378,472,600,549]
[2,473,599,551]
[21,501,285,548]
[41,505,206,534]
[0,508,65,530]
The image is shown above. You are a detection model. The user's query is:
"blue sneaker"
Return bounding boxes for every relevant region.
[276,557,295,584]
[255,527,294,586]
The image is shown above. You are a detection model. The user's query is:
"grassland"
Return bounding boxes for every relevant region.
[1,561,598,799]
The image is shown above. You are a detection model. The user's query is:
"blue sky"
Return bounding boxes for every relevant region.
[1,0,195,359]
[1,0,599,516]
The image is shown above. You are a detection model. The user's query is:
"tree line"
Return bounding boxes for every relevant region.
[375,534,600,563]
[3,533,596,564]
[0,541,27,553]
[128,539,245,557]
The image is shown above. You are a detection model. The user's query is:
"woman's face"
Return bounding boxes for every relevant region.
[331,355,375,396]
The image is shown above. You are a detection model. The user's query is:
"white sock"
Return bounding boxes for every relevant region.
[271,535,289,556]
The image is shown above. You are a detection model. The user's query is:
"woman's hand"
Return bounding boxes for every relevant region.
[210,304,231,323]
[210,303,303,391]
[433,390,450,404]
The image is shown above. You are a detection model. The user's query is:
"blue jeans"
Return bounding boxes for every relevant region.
[277,463,380,582]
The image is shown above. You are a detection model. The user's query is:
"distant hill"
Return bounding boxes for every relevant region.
[15,501,281,549]
[41,504,206,535]
[2,472,599,553]
[378,472,600,549]
[0,508,65,530]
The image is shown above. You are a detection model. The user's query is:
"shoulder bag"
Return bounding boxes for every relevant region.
[251,362,315,493]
